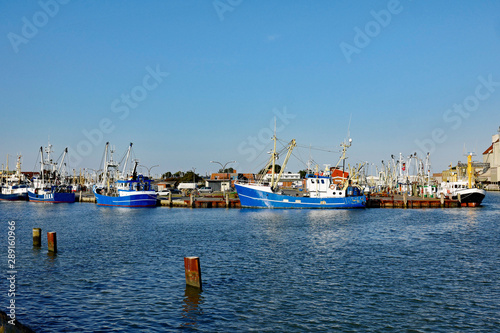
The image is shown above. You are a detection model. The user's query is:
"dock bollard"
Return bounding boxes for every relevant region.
[47,232,57,253]
[225,193,229,208]
[184,257,202,289]
[33,228,42,247]
[440,193,445,206]
[190,193,194,208]
[403,192,408,208]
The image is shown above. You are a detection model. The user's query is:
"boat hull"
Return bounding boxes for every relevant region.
[0,192,28,201]
[452,188,486,206]
[28,190,75,203]
[93,188,157,208]
[235,183,366,209]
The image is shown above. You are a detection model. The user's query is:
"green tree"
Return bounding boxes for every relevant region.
[259,164,281,175]
[179,171,204,183]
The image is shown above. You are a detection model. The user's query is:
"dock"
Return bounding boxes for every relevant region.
[366,194,461,208]
[76,192,470,208]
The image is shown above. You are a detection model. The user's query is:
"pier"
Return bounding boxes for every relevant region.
[366,195,461,208]
[76,192,469,208]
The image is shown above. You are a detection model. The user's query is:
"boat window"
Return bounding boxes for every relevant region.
[311,179,315,183]
[321,180,324,184]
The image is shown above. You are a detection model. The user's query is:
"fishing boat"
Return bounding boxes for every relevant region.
[234,133,366,209]
[0,155,29,201]
[28,142,75,203]
[437,153,486,207]
[92,142,157,207]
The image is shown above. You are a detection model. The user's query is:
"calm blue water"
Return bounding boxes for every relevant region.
[1,193,500,332]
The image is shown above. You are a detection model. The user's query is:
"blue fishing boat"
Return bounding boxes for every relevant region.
[0,155,29,201]
[235,133,366,209]
[28,142,75,203]
[92,142,157,208]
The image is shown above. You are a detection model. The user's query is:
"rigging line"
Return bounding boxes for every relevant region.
[294,144,341,153]
[32,149,40,173]
[292,147,308,169]
[276,137,340,153]
[99,145,106,172]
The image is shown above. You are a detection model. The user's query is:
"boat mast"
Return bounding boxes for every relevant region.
[467,153,473,189]
[103,142,109,186]
[16,155,22,180]
[39,146,44,186]
[122,143,133,177]
[270,120,277,189]
[6,154,9,183]
[57,148,68,175]
[273,139,296,190]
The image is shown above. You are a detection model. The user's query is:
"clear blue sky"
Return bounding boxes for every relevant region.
[1,0,500,177]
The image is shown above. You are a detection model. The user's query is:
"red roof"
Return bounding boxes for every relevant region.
[483,138,499,155]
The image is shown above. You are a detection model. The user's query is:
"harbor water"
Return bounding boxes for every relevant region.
[1,193,500,332]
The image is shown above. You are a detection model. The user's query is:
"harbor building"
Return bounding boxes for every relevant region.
[481,128,500,190]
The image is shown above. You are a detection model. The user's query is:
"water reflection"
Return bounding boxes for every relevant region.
[180,286,204,328]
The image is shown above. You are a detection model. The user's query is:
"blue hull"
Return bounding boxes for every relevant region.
[0,193,28,201]
[28,191,75,203]
[235,183,366,209]
[93,189,157,208]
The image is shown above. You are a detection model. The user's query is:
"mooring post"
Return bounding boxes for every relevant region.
[184,257,202,289]
[403,192,408,208]
[47,232,57,253]
[190,192,194,208]
[225,193,229,208]
[167,191,172,207]
[33,228,41,247]
[440,193,445,206]
[79,191,82,202]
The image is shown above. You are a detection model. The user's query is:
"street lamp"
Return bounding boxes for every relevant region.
[210,160,236,192]
[210,160,236,173]
[139,164,159,179]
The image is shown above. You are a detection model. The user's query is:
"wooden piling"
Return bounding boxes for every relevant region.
[190,193,194,208]
[225,193,229,208]
[167,192,172,207]
[403,192,408,208]
[184,257,202,289]
[33,228,41,247]
[440,193,445,207]
[47,232,57,253]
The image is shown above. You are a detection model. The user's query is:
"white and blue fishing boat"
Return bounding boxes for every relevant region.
[28,142,75,203]
[92,142,157,208]
[0,155,29,201]
[235,133,366,209]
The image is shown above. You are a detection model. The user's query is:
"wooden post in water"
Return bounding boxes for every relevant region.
[47,232,57,253]
[457,193,461,204]
[33,228,41,247]
[79,191,82,202]
[167,191,172,207]
[184,257,202,289]
[225,193,230,208]
[403,192,408,208]
[440,193,445,207]
[190,192,194,208]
